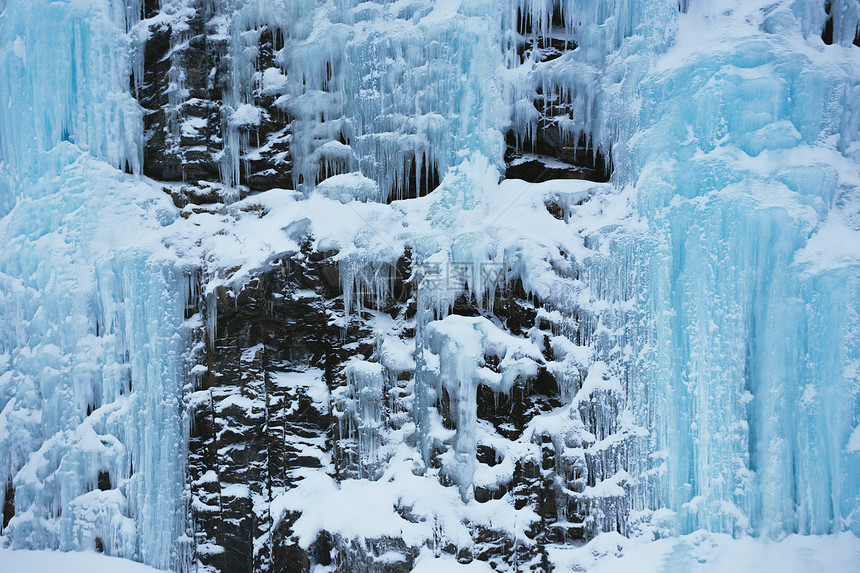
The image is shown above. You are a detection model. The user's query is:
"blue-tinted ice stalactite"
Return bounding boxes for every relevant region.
[221,0,507,199]
[0,0,192,568]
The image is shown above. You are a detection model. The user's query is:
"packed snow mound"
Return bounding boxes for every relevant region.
[411,548,496,572]
[549,530,860,573]
[316,172,381,203]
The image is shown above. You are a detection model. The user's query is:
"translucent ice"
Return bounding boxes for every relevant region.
[0,0,192,569]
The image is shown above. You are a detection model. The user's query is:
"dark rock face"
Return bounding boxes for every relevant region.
[505,130,610,184]
[138,7,223,183]
[137,3,293,193]
[134,4,625,573]
[188,250,343,572]
[504,10,611,183]
[2,478,13,531]
[183,251,628,572]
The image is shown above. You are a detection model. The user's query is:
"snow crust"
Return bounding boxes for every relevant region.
[0,547,169,572]
[549,530,860,573]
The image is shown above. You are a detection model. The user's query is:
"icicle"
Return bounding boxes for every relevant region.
[345,361,385,478]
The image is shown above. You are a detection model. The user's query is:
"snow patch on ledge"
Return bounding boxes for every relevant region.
[411,547,495,572]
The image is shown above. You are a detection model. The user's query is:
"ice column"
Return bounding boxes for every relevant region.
[0,0,192,568]
[345,361,385,478]
[624,0,860,536]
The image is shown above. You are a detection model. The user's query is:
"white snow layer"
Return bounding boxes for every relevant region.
[0,0,859,571]
[549,530,860,573]
[0,547,169,572]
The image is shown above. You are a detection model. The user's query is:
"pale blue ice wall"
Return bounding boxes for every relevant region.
[0,0,191,568]
[616,0,860,535]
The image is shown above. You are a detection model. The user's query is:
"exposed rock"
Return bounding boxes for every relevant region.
[134,3,623,572]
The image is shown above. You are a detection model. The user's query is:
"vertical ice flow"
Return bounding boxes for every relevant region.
[0,0,191,569]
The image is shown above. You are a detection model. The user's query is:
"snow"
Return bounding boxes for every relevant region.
[548,530,860,573]
[229,103,262,127]
[271,449,540,552]
[0,548,169,573]
[795,207,860,272]
[420,0,463,24]
[270,369,329,410]
[411,548,495,572]
[316,172,381,204]
[849,426,860,453]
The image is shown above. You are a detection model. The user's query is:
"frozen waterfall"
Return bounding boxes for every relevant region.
[0,0,858,571]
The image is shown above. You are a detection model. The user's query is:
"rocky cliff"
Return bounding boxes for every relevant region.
[133,1,624,571]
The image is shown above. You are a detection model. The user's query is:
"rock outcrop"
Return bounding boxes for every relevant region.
[133,3,626,572]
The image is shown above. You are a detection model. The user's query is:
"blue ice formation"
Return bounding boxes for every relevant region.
[0,1,191,568]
